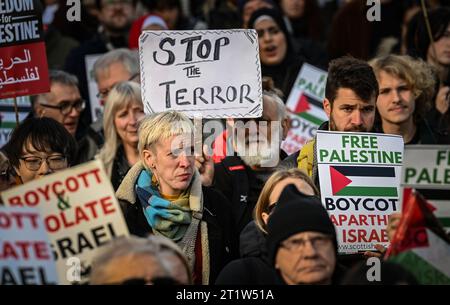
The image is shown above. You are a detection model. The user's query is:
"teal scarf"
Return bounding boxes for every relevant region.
[135,169,191,241]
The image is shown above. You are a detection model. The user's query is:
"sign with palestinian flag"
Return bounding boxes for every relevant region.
[281,64,327,154]
[401,145,450,232]
[386,189,450,284]
[316,131,404,253]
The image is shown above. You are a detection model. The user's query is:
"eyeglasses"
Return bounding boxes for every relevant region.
[96,88,112,100]
[20,155,67,171]
[281,235,332,252]
[39,99,85,115]
[96,73,140,100]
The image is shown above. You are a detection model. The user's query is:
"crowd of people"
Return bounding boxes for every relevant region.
[1,0,450,285]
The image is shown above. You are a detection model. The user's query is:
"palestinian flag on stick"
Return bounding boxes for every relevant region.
[417,189,450,231]
[386,188,450,284]
[330,165,398,197]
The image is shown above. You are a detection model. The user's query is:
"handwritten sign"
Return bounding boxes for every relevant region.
[281,64,327,154]
[0,206,58,285]
[1,160,129,284]
[316,131,404,253]
[0,0,50,99]
[139,30,262,118]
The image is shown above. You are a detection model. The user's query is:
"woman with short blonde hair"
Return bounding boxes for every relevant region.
[116,110,237,285]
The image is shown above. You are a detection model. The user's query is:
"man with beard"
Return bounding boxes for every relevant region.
[64,0,136,136]
[211,89,289,235]
[295,56,378,190]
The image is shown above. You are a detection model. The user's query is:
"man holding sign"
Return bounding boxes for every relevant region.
[297,56,379,189]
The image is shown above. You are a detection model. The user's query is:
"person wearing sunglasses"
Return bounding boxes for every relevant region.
[32,70,84,137]
[3,117,77,184]
[216,168,318,285]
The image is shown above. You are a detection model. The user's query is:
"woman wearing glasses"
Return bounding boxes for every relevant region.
[216,168,319,284]
[3,117,77,184]
[96,81,145,191]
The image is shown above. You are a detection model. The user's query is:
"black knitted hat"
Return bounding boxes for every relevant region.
[267,184,338,265]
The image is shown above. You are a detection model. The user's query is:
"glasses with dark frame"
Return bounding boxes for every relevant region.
[96,72,140,100]
[39,99,85,115]
[281,234,333,253]
[20,155,67,171]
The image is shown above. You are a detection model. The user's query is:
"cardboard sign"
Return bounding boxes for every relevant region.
[281,64,328,155]
[1,160,129,284]
[0,0,50,99]
[85,54,102,123]
[139,30,262,118]
[402,145,450,231]
[316,131,404,253]
[0,206,58,285]
[0,96,31,147]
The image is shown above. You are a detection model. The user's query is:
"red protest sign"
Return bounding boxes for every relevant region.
[0,42,50,99]
[0,0,50,99]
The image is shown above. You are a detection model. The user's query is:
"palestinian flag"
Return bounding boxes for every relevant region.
[292,93,325,126]
[417,189,450,232]
[330,165,398,197]
[386,189,450,284]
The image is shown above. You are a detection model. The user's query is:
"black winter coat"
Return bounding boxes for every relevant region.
[216,221,278,285]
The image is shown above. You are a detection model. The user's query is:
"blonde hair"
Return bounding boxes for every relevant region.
[138,111,194,170]
[96,81,142,177]
[254,168,319,234]
[369,54,436,124]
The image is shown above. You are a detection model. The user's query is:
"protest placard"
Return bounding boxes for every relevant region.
[85,54,102,122]
[0,206,58,285]
[139,30,262,118]
[402,145,450,231]
[0,0,50,99]
[0,96,31,147]
[316,131,404,253]
[281,64,328,154]
[1,160,129,284]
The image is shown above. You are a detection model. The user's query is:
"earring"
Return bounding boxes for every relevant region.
[151,172,160,189]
